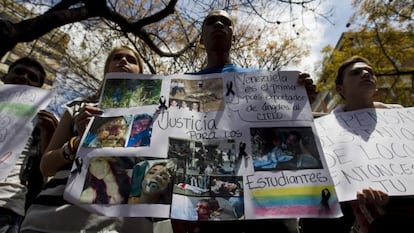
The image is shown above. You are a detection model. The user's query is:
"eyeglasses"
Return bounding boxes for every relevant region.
[11,67,41,85]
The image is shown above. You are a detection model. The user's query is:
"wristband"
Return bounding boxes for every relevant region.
[68,136,79,154]
[62,142,75,161]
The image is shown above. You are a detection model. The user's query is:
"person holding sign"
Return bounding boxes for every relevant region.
[188,9,318,104]
[0,57,58,233]
[172,9,312,233]
[20,47,153,233]
[334,56,411,233]
[301,56,408,233]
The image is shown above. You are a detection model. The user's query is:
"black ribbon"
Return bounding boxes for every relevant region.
[320,188,331,209]
[158,96,168,111]
[226,81,235,96]
[238,142,248,159]
[71,156,83,174]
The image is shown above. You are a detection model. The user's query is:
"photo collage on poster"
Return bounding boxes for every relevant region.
[64,71,341,219]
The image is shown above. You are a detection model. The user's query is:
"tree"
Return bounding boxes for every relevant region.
[1,0,332,115]
[317,0,414,107]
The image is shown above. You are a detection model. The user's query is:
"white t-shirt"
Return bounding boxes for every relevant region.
[0,119,39,216]
[332,101,403,113]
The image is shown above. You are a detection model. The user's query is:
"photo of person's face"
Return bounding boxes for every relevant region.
[131,118,150,135]
[107,48,141,74]
[97,117,127,146]
[141,164,171,195]
[286,134,299,147]
[89,157,110,180]
[181,101,188,108]
[170,100,178,107]
[224,182,237,190]
[196,200,211,220]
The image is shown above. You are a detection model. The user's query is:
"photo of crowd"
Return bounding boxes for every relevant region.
[168,138,238,178]
[251,127,322,171]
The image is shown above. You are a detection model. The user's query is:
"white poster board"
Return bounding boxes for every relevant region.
[0,84,54,179]
[64,71,342,220]
[315,107,414,202]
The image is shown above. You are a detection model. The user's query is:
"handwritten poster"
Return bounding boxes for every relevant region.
[315,108,414,202]
[64,71,341,219]
[0,84,54,179]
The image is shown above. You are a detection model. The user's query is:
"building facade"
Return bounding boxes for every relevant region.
[0,0,69,89]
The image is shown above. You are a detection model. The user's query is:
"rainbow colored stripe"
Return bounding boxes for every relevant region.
[251,185,339,217]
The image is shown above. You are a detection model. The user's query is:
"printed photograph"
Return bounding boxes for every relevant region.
[127,113,153,147]
[169,78,224,112]
[192,196,243,220]
[168,137,238,177]
[82,115,131,148]
[100,78,162,109]
[128,158,177,204]
[79,157,178,205]
[79,156,135,204]
[171,174,245,221]
[251,127,323,171]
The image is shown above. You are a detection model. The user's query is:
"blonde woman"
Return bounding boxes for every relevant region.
[20,47,153,233]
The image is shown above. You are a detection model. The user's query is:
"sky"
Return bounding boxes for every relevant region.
[292,0,354,80]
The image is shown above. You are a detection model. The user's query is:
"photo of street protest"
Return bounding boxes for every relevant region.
[251,127,322,171]
[168,138,238,176]
[168,137,239,196]
[169,78,224,112]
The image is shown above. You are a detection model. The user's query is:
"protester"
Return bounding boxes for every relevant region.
[0,57,58,233]
[172,9,318,233]
[301,56,408,233]
[19,46,153,233]
[188,9,317,104]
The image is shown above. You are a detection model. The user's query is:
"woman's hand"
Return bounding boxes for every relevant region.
[74,104,103,136]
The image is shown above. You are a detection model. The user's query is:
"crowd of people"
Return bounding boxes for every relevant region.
[0,7,411,233]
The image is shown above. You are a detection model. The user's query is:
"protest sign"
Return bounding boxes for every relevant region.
[64,71,341,219]
[315,107,414,202]
[0,84,54,179]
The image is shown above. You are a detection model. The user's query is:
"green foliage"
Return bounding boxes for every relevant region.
[100,79,162,109]
[318,0,414,107]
